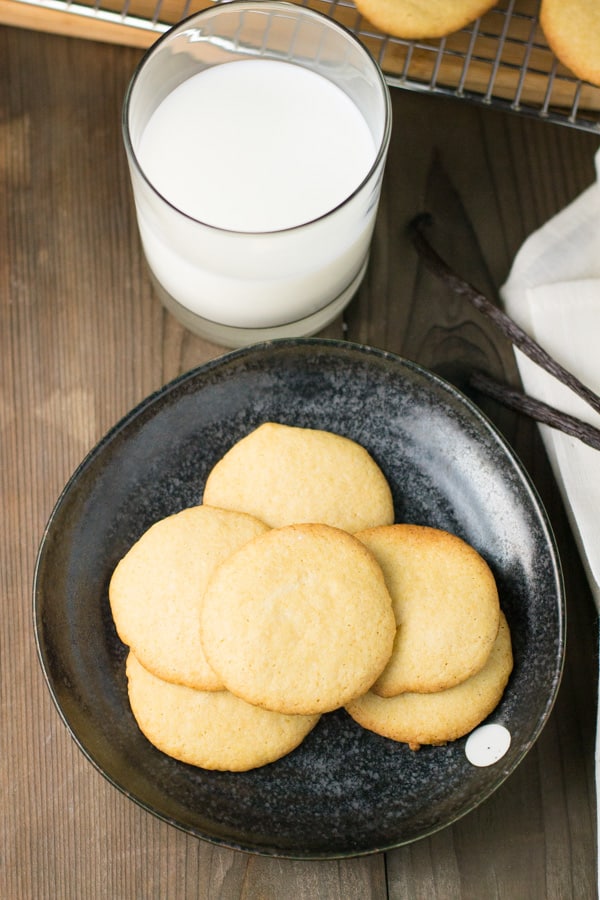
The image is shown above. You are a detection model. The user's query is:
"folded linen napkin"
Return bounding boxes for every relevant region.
[500,146,600,889]
[501,154,600,609]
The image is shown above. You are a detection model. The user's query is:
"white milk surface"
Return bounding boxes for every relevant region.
[138,59,376,232]
[132,58,385,328]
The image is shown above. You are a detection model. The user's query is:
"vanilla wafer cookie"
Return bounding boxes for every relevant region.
[346,611,513,749]
[541,0,600,86]
[200,523,396,715]
[109,504,269,690]
[352,0,496,40]
[355,524,500,696]
[202,422,394,532]
[126,653,320,771]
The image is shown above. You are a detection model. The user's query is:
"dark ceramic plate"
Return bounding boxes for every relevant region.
[34,339,564,858]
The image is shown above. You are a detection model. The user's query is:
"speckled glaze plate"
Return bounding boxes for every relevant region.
[34,339,565,858]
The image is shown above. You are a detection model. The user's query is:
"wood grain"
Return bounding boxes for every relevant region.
[1,22,597,899]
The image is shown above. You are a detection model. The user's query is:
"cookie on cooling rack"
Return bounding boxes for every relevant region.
[540,0,600,87]
[352,0,497,40]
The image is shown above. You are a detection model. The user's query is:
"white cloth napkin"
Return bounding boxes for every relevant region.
[500,146,600,887]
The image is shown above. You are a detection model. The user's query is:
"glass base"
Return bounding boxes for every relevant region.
[150,259,368,348]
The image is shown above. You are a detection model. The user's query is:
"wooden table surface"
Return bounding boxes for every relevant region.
[1,21,599,899]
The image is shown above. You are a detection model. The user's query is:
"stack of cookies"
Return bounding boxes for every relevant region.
[347,524,512,749]
[109,422,512,771]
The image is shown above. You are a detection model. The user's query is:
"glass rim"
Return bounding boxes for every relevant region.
[121,0,392,238]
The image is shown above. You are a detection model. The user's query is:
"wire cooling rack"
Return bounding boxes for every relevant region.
[2,0,600,133]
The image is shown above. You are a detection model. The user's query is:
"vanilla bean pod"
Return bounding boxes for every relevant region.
[470,370,600,452]
[409,212,600,419]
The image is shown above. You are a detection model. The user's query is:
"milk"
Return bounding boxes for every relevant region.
[128,56,389,332]
[138,60,376,233]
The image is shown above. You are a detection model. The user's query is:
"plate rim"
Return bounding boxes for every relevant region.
[32,337,566,858]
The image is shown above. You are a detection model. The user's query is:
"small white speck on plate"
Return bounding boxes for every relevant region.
[465,723,511,766]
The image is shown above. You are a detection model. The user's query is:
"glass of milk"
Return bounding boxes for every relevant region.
[123,1,392,348]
